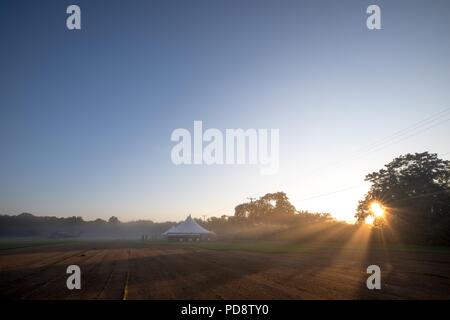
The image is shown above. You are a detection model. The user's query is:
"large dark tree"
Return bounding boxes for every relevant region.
[356,152,450,244]
[234,192,297,224]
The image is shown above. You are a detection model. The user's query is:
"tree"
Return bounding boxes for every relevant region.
[356,152,450,243]
[67,216,84,225]
[108,216,120,224]
[234,192,297,224]
[260,192,296,216]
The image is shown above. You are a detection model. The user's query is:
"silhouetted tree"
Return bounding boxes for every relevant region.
[234,192,298,224]
[261,192,296,216]
[356,152,450,244]
[108,216,120,224]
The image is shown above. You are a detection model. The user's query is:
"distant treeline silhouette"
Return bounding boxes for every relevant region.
[0,214,174,239]
[0,200,332,240]
[1,152,449,245]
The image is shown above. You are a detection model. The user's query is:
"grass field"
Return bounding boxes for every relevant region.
[164,240,450,254]
[0,239,449,299]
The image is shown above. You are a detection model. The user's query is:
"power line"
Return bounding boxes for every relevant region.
[298,183,366,202]
[345,116,450,163]
[296,108,450,203]
[356,107,450,155]
[307,107,450,177]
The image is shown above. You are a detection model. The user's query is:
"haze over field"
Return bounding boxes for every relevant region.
[1,0,450,223]
[2,1,450,305]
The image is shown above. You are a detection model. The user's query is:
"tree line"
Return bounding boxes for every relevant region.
[1,152,449,244]
[0,213,174,239]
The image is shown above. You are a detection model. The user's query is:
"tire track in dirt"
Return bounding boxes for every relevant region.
[0,249,102,299]
[22,249,107,299]
[2,242,450,299]
[125,247,307,299]
[95,251,121,300]
[0,248,78,272]
[65,249,129,300]
[122,247,215,299]
[121,249,131,300]
[178,249,317,299]
[56,248,130,300]
[124,247,182,299]
[0,249,93,297]
[0,244,92,281]
[89,248,130,300]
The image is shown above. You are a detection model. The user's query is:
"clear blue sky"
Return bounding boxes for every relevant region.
[1,0,449,222]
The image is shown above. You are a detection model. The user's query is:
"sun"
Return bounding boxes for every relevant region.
[365,201,386,225]
[365,215,375,225]
[370,202,385,218]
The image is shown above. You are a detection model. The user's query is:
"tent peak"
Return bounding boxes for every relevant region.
[162,214,214,236]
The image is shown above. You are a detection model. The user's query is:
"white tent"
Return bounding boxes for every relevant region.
[162,215,215,240]
[162,225,178,236]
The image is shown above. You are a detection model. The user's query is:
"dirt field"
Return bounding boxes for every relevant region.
[0,240,449,299]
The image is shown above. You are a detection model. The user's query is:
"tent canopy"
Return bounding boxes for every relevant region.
[162,225,178,235]
[162,215,214,235]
